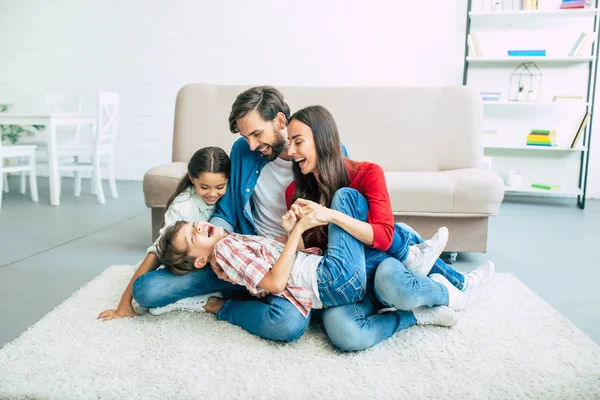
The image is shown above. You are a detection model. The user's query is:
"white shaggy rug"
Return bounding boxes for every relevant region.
[1,266,599,400]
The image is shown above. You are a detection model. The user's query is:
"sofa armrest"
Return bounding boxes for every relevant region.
[143,162,187,208]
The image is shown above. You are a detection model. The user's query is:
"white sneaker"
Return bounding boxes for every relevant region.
[149,292,224,316]
[429,273,467,311]
[405,227,449,276]
[413,306,458,327]
[463,261,495,305]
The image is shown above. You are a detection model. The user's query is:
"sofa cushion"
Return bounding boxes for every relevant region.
[385,169,505,216]
[143,162,187,208]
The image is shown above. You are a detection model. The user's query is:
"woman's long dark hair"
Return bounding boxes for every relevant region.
[289,106,349,247]
[166,146,230,210]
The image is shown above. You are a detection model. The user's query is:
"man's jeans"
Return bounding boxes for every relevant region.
[132,264,309,342]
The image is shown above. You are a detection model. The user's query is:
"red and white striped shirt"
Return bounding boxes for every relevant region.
[212,233,322,317]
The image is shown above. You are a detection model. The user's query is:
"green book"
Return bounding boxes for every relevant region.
[531,129,551,134]
[531,183,560,190]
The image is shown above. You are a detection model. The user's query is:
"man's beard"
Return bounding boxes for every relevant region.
[265,134,286,161]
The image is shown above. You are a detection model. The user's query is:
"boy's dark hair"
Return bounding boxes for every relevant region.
[228,86,291,133]
[156,221,196,275]
[166,146,230,211]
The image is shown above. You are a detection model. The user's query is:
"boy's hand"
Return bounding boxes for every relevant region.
[97,304,139,321]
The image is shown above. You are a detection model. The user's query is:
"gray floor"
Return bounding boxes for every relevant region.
[1,176,599,348]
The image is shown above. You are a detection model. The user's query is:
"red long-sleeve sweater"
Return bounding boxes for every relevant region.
[285,159,395,252]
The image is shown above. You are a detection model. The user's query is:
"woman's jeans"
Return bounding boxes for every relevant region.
[321,225,467,352]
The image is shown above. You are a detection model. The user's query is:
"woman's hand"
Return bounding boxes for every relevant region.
[293,198,333,225]
[97,303,139,321]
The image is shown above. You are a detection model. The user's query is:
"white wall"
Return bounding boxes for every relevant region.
[1,0,599,197]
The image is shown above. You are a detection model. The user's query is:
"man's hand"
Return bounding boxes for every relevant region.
[97,304,139,321]
[209,258,235,283]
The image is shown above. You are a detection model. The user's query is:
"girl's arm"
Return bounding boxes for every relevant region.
[97,252,161,320]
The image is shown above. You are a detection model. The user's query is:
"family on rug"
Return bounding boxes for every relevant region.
[98,86,495,351]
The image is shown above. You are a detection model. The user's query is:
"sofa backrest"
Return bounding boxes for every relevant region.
[172,84,483,171]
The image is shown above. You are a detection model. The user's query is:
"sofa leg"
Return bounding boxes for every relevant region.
[442,252,458,264]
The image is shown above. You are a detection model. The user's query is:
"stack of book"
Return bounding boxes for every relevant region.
[560,0,592,9]
[526,129,556,146]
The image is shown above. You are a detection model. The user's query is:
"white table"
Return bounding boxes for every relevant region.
[0,113,97,206]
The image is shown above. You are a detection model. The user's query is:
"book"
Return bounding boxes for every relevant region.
[568,33,587,56]
[468,33,483,56]
[574,33,596,56]
[531,184,561,190]
[552,95,583,102]
[570,111,591,148]
[508,50,546,56]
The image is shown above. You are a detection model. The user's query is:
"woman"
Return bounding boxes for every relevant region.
[285,105,495,351]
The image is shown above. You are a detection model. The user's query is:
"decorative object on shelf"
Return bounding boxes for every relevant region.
[506,168,523,188]
[0,104,44,144]
[509,62,542,102]
[526,129,556,146]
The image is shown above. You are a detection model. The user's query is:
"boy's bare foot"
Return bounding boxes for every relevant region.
[203,297,226,314]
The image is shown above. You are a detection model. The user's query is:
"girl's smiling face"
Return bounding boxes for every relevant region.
[190,172,228,205]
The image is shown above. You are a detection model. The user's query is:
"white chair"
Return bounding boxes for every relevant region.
[55,92,119,204]
[0,141,39,209]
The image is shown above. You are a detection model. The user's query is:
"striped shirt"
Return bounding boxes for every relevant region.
[213,233,322,317]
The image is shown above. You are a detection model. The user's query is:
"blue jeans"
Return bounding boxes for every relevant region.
[321,222,466,351]
[317,188,369,308]
[132,265,308,342]
[216,295,311,342]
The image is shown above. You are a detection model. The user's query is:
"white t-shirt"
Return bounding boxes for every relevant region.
[290,253,323,309]
[252,157,294,238]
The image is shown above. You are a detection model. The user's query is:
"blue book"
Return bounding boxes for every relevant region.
[508,50,546,56]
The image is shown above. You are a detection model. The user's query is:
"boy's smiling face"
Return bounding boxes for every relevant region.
[173,221,224,260]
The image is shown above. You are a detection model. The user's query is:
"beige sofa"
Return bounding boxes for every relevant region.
[144,83,505,252]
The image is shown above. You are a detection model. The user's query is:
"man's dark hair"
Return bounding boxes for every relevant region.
[228,86,291,133]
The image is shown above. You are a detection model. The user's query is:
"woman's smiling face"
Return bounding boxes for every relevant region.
[287,119,318,177]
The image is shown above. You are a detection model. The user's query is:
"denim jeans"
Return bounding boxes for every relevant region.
[132,265,308,342]
[395,222,465,290]
[317,188,369,308]
[216,295,311,342]
[322,279,417,352]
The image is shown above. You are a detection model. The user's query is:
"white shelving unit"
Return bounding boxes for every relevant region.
[463,0,599,209]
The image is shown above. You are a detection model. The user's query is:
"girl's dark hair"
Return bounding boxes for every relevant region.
[156,221,196,275]
[228,86,291,133]
[166,146,230,210]
[289,105,349,247]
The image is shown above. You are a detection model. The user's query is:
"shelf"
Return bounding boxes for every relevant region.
[469,8,600,18]
[467,56,594,63]
[485,144,587,151]
[483,101,591,106]
[504,186,583,196]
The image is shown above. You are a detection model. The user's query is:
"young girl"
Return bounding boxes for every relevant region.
[155,197,457,328]
[97,146,230,321]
